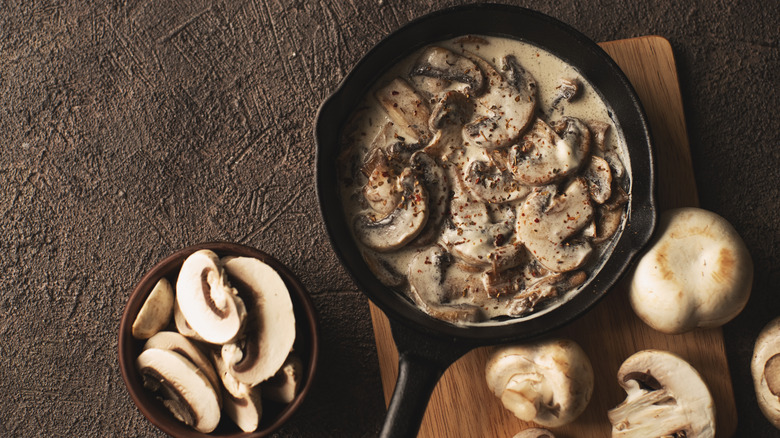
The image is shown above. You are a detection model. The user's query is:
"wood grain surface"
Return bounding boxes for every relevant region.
[370,36,738,438]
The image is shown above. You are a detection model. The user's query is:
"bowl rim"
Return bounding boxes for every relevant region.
[118,241,319,437]
[314,3,656,343]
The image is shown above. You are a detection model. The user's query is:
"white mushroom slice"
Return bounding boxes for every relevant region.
[176,250,247,344]
[608,349,715,437]
[486,339,594,427]
[462,159,530,204]
[221,256,296,387]
[136,348,221,433]
[262,352,304,404]
[361,147,402,218]
[462,54,537,150]
[354,168,429,252]
[629,207,753,334]
[752,316,780,428]
[410,46,486,97]
[143,331,221,409]
[173,297,205,342]
[506,117,591,186]
[132,277,174,339]
[583,155,612,204]
[409,150,450,246]
[517,179,594,273]
[375,77,432,145]
[212,352,263,432]
[514,428,556,438]
[407,246,482,323]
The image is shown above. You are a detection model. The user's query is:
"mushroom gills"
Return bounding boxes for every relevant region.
[409,150,450,246]
[137,348,221,433]
[410,46,486,97]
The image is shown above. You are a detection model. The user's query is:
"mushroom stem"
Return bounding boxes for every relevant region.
[608,388,689,437]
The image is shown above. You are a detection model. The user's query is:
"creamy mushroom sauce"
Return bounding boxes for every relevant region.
[338,36,630,326]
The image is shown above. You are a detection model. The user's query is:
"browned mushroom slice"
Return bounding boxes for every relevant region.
[354,168,429,252]
[409,150,450,245]
[408,246,482,323]
[462,54,537,150]
[507,117,591,186]
[462,159,530,204]
[592,206,625,244]
[410,46,486,97]
[516,179,594,273]
[375,77,432,145]
[361,147,402,218]
[583,155,612,204]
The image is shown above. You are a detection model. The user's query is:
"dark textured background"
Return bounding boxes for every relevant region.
[0,0,777,436]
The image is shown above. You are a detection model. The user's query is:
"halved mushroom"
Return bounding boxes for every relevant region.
[143,331,222,408]
[583,155,612,204]
[629,207,753,334]
[514,428,555,438]
[132,277,174,339]
[212,351,263,432]
[462,54,537,150]
[220,256,296,387]
[407,245,481,323]
[462,158,530,204]
[354,168,429,252]
[608,349,715,437]
[752,316,780,428]
[409,150,450,246]
[410,46,486,97]
[176,250,247,344]
[486,339,594,427]
[375,77,432,145]
[262,352,304,404]
[506,117,591,186]
[516,178,594,273]
[136,348,221,433]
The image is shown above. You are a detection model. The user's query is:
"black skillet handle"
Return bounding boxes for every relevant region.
[379,320,473,438]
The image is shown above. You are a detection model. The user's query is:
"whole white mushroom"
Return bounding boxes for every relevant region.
[629,207,753,334]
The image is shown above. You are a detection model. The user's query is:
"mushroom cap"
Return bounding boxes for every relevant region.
[751,316,780,428]
[132,277,174,339]
[143,331,221,409]
[176,249,247,344]
[136,348,221,433]
[629,207,753,334]
[609,349,715,437]
[221,256,296,386]
[485,338,593,427]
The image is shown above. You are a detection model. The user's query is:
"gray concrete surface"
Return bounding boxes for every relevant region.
[1,0,777,436]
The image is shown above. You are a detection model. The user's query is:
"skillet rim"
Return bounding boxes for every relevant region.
[314,3,656,343]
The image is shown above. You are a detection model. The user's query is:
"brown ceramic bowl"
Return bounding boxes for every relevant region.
[118,242,319,437]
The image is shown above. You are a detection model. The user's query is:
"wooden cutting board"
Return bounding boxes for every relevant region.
[369,36,738,438]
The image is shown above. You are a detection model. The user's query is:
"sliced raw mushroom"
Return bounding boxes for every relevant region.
[262,352,304,404]
[136,348,221,433]
[629,207,753,334]
[486,339,594,427]
[143,331,221,408]
[608,349,715,437]
[409,150,450,245]
[375,77,432,145]
[514,428,555,438]
[173,298,205,342]
[462,158,530,204]
[407,245,482,323]
[220,256,296,387]
[212,351,263,432]
[132,277,174,339]
[462,54,537,150]
[752,316,780,428]
[583,155,612,204]
[354,168,429,252]
[361,147,402,218]
[176,250,247,344]
[410,46,486,97]
[516,178,594,272]
[506,117,591,186]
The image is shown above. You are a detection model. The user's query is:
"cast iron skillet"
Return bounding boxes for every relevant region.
[315,4,656,437]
